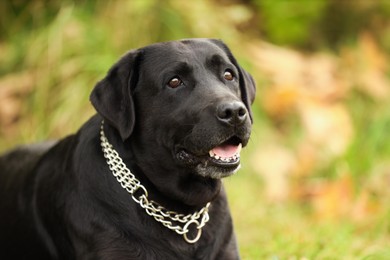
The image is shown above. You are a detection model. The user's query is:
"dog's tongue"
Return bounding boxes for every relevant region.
[210,143,242,159]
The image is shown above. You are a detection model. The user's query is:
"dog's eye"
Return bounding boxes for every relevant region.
[224,70,235,81]
[168,77,183,88]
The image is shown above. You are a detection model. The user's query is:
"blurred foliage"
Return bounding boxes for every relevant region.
[251,0,390,50]
[1,0,390,259]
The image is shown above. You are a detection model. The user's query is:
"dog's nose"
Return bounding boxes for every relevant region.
[216,101,247,126]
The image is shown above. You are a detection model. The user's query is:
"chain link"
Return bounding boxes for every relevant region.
[99,121,210,243]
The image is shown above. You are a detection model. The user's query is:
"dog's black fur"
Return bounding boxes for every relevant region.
[0,39,255,259]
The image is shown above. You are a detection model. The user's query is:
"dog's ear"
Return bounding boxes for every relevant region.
[90,50,142,140]
[210,39,256,122]
[236,64,256,122]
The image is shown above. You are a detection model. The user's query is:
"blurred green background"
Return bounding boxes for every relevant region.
[1,0,390,259]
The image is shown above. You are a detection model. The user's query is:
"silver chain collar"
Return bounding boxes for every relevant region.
[99,121,211,244]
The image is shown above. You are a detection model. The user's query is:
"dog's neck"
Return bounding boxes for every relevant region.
[101,121,223,210]
[99,121,214,243]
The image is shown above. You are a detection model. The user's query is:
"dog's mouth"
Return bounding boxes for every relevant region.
[208,136,242,166]
[176,136,243,179]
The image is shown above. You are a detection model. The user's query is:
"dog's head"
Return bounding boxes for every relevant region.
[91,39,256,205]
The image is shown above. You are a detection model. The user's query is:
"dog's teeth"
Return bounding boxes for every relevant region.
[209,150,241,163]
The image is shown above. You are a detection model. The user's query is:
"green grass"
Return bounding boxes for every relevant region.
[226,170,390,259]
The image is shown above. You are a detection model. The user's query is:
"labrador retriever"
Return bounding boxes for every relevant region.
[0,39,256,259]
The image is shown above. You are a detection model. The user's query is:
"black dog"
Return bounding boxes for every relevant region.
[0,39,255,259]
